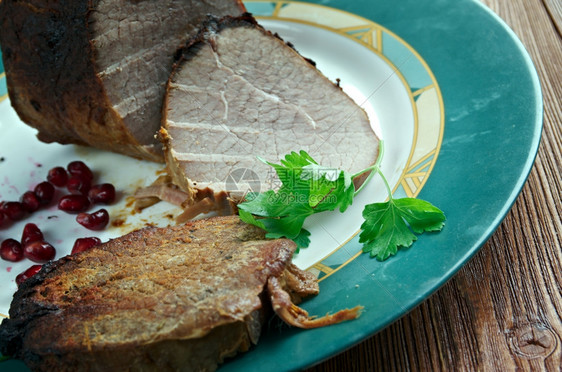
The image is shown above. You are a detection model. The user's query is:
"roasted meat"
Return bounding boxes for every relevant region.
[0,216,361,371]
[0,0,245,161]
[161,14,379,202]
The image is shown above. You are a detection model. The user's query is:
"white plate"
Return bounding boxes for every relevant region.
[0,0,443,319]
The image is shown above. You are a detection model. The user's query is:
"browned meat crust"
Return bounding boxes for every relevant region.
[0,216,293,370]
[0,216,360,371]
[0,0,245,162]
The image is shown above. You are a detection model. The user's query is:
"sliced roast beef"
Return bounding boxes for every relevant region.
[0,216,361,371]
[161,15,380,200]
[0,0,245,161]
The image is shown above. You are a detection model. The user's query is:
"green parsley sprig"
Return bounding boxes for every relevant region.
[238,141,445,260]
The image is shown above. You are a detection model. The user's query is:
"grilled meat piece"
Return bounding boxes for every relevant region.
[0,0,245,162]
[161,14,379,201]
[0,216,361,371]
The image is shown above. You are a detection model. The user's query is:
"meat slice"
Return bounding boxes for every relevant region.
[0,216,361,371]
[0,0,245,162]
[161,14,380,200]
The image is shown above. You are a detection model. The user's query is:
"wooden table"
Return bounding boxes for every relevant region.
[307,0,562,370]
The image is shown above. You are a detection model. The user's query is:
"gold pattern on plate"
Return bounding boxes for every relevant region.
[245,0,445,278]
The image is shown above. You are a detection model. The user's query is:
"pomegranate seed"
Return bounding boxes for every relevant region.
[47,166,69,187]
[2,201,26,220]
[58,194,90,213]
[67,175,91,195]
[88,183,116,204]
[21,191,41,212]
[76,208,109,230]
[23,240,56,263]
[34,181,55,205]
[71,237,102,254]
[0,210,5,227]
[1,239,24,262]
[67,161,93,182]
[16,265,42,287]
[21,223,44,246]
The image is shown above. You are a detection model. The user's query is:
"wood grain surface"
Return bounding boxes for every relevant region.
[307,0,562,370]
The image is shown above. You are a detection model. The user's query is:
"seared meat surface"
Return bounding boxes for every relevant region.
[0,216,360,371]
[0,0,245,161]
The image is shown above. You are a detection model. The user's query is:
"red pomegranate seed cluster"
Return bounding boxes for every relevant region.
[1,160,114,286]
[0,223,55,264]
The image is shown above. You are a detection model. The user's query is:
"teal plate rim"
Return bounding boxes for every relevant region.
[223,0,543,370]
[0,0,542,370]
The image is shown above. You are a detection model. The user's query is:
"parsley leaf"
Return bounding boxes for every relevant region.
[238,140,445,259]
[359,198,446,260]
[238,151,355,249]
